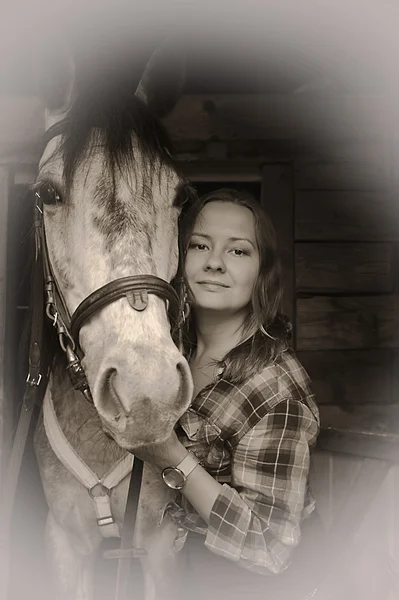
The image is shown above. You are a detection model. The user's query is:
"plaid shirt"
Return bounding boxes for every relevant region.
[169,348,320,575]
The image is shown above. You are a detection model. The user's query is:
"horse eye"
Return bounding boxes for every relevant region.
[35,182,62,206]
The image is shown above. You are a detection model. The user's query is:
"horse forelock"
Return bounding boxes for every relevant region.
[36,86,186,274]
[60,92,177,196]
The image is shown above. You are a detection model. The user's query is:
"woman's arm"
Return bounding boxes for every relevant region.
[181,398,318,574]
[133,397,318,575]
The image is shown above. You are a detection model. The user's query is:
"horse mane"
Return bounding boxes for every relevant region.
[58,76,177,195]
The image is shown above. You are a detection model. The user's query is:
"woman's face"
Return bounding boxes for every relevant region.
[185,201,260,316]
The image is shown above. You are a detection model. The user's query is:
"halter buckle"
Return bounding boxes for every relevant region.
[97,516,115,527]
[26,372,42,387]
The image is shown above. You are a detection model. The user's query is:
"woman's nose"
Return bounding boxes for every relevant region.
[204,250,226,272]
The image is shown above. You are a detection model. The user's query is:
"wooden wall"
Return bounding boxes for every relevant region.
[166,93,399,597]
[293,145,398,410]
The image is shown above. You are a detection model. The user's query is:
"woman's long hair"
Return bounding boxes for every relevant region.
[178,188,292,384]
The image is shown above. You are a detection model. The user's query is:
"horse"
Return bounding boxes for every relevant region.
[26,44,193,600]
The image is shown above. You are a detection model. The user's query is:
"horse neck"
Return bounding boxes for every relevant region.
[49,354,126,477]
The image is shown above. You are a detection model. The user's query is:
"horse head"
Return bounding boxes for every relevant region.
[34,42,193,450]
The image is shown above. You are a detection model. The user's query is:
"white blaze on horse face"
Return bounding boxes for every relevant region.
[38,132,193,448]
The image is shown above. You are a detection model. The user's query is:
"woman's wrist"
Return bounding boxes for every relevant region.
[154,441,189,471]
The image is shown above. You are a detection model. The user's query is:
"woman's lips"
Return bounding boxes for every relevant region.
[197,281,229,290]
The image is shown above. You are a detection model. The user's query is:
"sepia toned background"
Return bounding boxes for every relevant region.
[0,2,398,598]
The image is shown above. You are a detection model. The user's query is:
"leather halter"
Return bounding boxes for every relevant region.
[33,118,187,402]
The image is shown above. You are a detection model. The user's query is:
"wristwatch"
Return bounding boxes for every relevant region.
[162,452,199,490]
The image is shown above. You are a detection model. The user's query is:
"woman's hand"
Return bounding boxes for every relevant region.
[131,429,188,471]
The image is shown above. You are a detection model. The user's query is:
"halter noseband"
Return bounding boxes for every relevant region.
[30,119,187,403]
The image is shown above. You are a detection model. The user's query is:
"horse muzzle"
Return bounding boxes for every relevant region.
[89,345,193,448]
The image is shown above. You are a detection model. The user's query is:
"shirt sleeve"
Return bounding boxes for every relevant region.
[204,397,318,575]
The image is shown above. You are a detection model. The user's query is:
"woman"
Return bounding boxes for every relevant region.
[135,188,325,599]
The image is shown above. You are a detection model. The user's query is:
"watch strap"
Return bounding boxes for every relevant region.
[175,452,199,478]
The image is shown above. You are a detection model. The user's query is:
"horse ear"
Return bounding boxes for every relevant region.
[135,39,186,118]
[33,39,76,116]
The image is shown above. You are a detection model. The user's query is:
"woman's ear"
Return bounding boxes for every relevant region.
[135,38,186,118]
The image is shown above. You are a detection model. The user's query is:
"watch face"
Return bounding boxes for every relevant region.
[162,467,185,490]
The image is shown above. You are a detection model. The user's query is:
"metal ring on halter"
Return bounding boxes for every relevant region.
[59,330,76,353]
[89,483,110,498]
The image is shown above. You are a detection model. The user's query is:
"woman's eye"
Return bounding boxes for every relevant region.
[231,248,248,257]
[35,182,62,206]
[189,242,208,251]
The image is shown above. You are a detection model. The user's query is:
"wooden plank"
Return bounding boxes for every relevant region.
[295,159,389,190]
[261,165,295,330]
[295,190,399,242]
[319,403,399,437]
[294,143,392,190]
[296,242,394,293]
[180,161,263,182]
[318,429,399,462]
[298,349,393,405]
[0,96,44,159]
[297,295,399,350]
[317,404,399,463]
[162,93,395,142]
[174,140,295,164]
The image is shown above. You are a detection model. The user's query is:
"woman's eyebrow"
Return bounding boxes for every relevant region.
[228,236,256,249]
[192,232,256,249]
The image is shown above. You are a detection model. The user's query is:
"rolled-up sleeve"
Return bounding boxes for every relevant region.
[204,398,318,574]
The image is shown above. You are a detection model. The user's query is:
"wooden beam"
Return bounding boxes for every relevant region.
[298,349,393,405]
[294,142,392,190]
[297,295,399,350]
[0,93,394,161]
[296,242,394,294]
[163,93,395,142]
[179,161,263,182]
[295,191,399,242]
[318,404,399,462]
